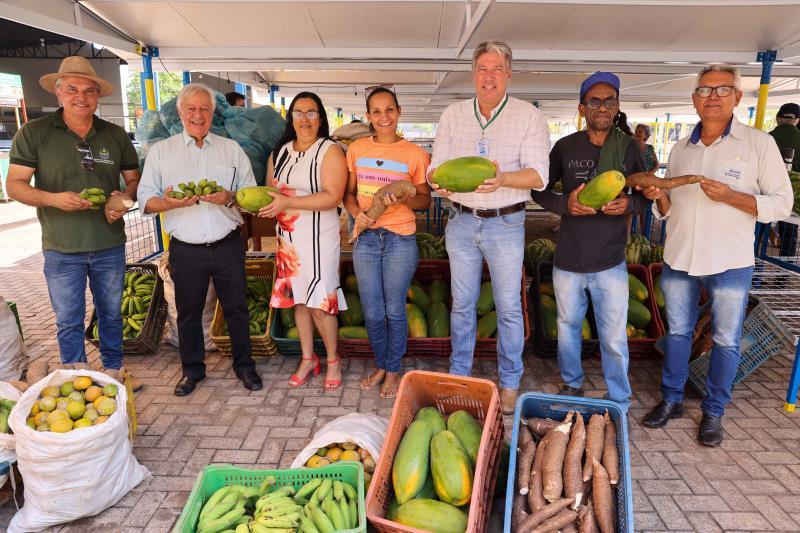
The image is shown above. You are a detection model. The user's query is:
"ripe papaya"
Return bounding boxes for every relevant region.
[430,430,473,506]
[406,303,428,338]
[476,311,497,339]
[414,473,438,500]
[392,420,434,504]
[654,276,665,309]
[427,302,450,338]
[634,328,648,338]
[339,326,369,339]
[476,281,494,316]
[407,285,431,313]
[628,274,649,303]
[415,407,446,435]
[577,170,626,209]
[540,294,558,339]
[539,280,555,297]
[340,292,364,326]
[235,186,281,213]
[447,410,483,466]
[394,499,467,533]
[428,278,449,304]
[626,323,635,338]
[582,318,592,340]
[431,156,495,193]
[628,298,651,329]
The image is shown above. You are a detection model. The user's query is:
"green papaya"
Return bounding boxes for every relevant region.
[394,499,467,533]
[431,156,495,193]
[540,294,558,339]
[344,273,359,293]
[407,285,431,313]
[279,307,295,329]
[577,170,626,209]
[476,281,494,316]
[446,410,483,466]
[235,186,281,214]
[539,280,555,297]
[393,420,434,504]
[654,276,665,309]
[476,310,497,339]
[628,274,649,303]
[414,473,438,500]
[407,303,428,338]
[628,298,651,329]
[339,326,369,339]
[634,328,648,338]
[626,323,635,338]
[427,302,450,338]
[428,278,449,304]
[415,407,446,435]
[340,292,364,326]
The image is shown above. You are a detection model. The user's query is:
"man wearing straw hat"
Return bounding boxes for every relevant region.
[6,56,142,390]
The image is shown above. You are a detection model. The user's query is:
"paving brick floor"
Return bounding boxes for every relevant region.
[0,219,799,532]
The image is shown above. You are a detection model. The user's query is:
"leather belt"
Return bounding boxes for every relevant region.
[451,201,526,218]
[172,230,239,248]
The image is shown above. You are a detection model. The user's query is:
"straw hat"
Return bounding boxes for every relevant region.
[39,56,114,97]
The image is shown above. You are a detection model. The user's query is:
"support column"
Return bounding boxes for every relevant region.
[754,50,777,131]
[269,86,278,110]
[748,106,755,127]
[234,81,247,106]
[576,113,583,131]
[182,71,191,86]
[661,113,671,162]
[280,97,286,118]
[139,46,166,252]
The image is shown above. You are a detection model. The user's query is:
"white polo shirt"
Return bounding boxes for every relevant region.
[654,116,793,276]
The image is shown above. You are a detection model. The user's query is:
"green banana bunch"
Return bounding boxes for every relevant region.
[91,272,156,341]
[294,478,359,533]
[79,187,106,210]
[220,276,270,338]
[196,484,258,533]
[0,397,16,434]
[167,179,225,201]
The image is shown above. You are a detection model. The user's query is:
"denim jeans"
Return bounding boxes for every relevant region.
[42,244,126,369]
[446,210,525,389]
[661,263,753,417]
[553,261,631,409]
[353,228,419,372]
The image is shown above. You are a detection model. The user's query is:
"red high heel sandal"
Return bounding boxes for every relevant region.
[288,354,320,387]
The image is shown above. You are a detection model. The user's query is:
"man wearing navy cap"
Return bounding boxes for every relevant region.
[531,71,648,411]
[770,103,800,172]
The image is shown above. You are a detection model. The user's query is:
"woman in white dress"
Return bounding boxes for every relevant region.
[259,92,348,390]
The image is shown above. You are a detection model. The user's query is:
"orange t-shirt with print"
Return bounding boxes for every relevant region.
[345,137,431,236]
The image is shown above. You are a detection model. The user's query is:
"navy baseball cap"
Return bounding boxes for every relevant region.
[580,71,621,103]
[777,103,800,119]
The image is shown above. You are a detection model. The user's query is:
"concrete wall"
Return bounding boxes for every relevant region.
[0,56,126,134]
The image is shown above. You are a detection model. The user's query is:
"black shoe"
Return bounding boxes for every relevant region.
[174,375,204,396]
[558,385,584,397]
[698,414,723,447]
[642,400,683,428]
[237,370,263,391]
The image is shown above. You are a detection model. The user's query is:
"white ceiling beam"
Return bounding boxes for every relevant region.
[91,0,800,4]
[455,0,494,57]
[0,0,139,52]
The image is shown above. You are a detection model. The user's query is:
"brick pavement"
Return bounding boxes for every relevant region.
[0,226,799,532]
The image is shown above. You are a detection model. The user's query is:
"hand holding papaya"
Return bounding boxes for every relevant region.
[567,184,596,216]
[474,160,505,193]
[600,192,628,216]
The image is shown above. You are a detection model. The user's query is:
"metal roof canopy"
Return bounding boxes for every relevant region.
[4,0,800,122]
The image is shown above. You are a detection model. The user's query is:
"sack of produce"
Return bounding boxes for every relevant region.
[159,252,218,351]
[0,298,28,382]
[7,370,149,532]
[291,413,388,475]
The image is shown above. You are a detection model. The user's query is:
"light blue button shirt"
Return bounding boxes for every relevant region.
[138,131,257,244]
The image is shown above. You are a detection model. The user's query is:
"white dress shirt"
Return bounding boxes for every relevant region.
[138,131,257,244]
[655,116,793,276]
[430,95,550,209]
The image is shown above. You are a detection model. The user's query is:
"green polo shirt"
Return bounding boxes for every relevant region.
[9,109,139,253]
[769,123,800,172]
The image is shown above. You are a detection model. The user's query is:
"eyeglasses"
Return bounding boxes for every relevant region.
[582,97,619,110]
[694,85,736,98]
[291,110,320,120]
[364,84,395,103]
[475,66,508,75]
[76,140,94,171]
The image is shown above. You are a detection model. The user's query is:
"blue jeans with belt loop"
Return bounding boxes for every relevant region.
[353,228,419,373]
[445,209,526,389]
[660,263,753,417]
[42,244,126,369]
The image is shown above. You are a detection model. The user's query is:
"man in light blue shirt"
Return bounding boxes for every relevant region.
[139,83,261,396]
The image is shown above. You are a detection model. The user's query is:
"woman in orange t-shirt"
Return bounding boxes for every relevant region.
[343,87,431,398]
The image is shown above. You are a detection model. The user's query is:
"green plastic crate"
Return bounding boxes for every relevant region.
[6,301,21,339]
[173,462,366,533]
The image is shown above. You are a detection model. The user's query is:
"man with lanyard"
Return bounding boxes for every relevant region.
[430,39,550,414]
[768,103,800,255]
[641,64,792,446]
[531,72,647,411]
[6,56,141,389]
[138,83,262,396]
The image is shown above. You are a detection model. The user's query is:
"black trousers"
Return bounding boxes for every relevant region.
[168,231,255,379]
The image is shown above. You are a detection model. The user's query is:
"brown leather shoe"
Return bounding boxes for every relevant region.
[500,387,518,415]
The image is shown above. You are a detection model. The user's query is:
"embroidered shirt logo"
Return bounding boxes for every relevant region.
[95,148,115,166]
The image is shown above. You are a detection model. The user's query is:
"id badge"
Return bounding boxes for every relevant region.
[476,139,489,157]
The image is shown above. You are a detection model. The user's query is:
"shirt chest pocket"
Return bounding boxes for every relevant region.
[713,156,757,192]
[207,164,236,189]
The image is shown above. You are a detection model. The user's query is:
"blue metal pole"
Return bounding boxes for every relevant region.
[755,50,777,130]
[182,71,191,86]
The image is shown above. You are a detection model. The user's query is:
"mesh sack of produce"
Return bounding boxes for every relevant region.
[291,412,388,468]
[223,105,285,185]
[0,297,28,383]
[158,92,230,138]
[0,382,22,467]
[7,370,149,532]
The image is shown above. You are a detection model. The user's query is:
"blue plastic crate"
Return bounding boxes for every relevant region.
[503,393,633,533]
[688,295,795,396]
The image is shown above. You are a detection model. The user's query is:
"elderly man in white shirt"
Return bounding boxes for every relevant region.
[640,64,793,446]
[430,40,550,414]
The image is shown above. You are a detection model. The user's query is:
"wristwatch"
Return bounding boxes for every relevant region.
[225,198,236,208]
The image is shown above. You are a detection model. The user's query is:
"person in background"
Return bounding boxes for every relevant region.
[613,111,634,136]
[138,83,262,396]
[260,92,348,391]
[429,39,550,414]
[344,87,431,398]
[225,91,246,107]
[641,64,793,446]
[635,124,660,174]
[768,103,800,254]
[6,56,141,390]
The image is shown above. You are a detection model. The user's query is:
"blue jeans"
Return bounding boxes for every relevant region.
[553,261,631,409]
[446,210,525,389]
[353,228,419,373]
[661,263,753,417]
[42,244,126,369]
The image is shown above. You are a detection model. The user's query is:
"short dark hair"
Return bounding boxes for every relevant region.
[366,86,400,112]
[225,91,245,106]
[274,91,330,152]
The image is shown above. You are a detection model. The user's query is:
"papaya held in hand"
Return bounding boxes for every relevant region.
[350,180,416,243]
[235,185,281,213]
[431,156,496,192]
[577,170,703,209]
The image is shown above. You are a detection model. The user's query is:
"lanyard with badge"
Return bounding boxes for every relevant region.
[473,95,508,157]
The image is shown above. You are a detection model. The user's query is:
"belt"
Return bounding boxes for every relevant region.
[451,201,526,218]
[172,230,240,248]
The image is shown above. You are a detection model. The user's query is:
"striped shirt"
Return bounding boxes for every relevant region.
[430,95,550,209]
